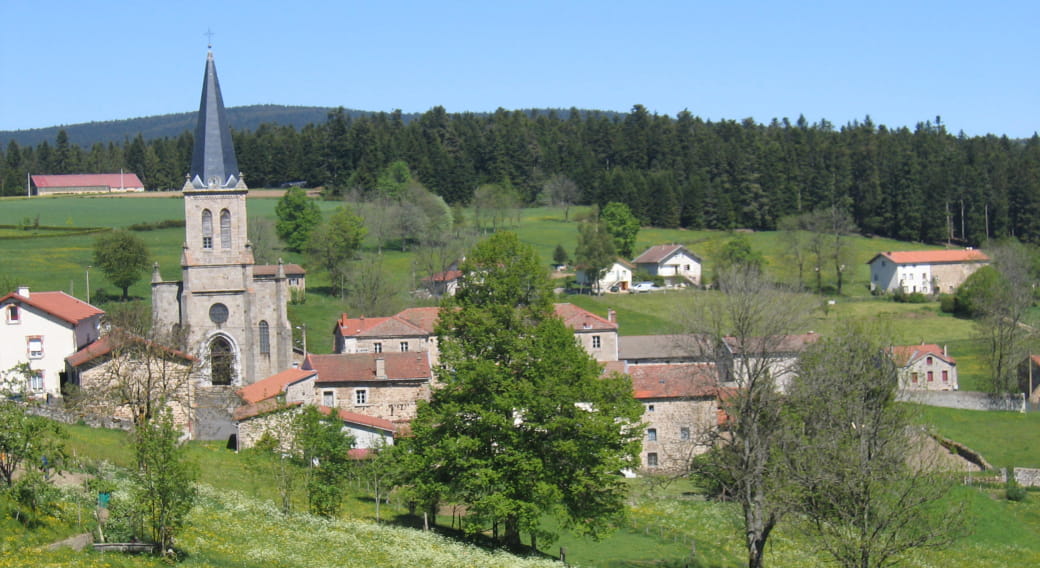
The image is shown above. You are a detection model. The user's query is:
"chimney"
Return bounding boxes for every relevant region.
[16,286,29,298]
[944,345,948,356]
[607,308,616,323]
[375,358,386,379]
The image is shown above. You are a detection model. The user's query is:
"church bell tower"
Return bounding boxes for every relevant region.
[152,48,293,395]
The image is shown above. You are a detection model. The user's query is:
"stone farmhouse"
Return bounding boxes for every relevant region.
[867,248,989,295]
[306,352,433,425]
[632,244,702,286]
[0,286,104,398]
[889,343,958,391]
[625,362,720,471]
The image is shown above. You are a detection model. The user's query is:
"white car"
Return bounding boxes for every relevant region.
[630,281,656,293]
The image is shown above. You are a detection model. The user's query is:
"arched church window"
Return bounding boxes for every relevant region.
[202,209,213,249]
[259,320,270,354]
[220,209,231,249]
[210,336,233,386]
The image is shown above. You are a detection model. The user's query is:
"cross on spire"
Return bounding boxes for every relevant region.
[205,28,215,49]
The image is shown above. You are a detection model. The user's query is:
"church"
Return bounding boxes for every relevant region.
[152,49,296,393]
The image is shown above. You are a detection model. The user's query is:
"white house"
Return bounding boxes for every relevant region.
[575,259,634,292]
[632,244,702,286]
[867,249,989,295]
[0,287,104,397]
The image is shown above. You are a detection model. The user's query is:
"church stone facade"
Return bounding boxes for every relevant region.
[152,50,295,393]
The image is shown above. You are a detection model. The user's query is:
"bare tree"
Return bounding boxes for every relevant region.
[347,253,404,316]
[974,240,1037,393]
[784,322,968,568]
[684,268,814,568]
[540,174,581,221]
[72,304,197,428]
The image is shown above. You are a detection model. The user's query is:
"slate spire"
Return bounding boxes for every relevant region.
[187,50,242,190]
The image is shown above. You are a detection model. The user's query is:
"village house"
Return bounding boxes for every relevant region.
[867,248,989,295]
[30,173,145,195]
[575,259,634,293]
[890,343,958,391]
[304,351,433,425]
[632,244,703,286]
[619,334,716,366]
[723,333,820,393]
[0,287,104,398]
[64,332,199,434]
[624,362,720,472]
[421,269,462,298]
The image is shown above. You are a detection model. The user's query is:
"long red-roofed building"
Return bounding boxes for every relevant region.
[867,248,989,295]
[31,173,145,195]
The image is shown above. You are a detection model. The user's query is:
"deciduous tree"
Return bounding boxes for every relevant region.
[275,186,322,252]
[294,406,355,518]
[600,201,640,258]
[131,408,197,554]
[400,232,643,549]
[93,230,150,300]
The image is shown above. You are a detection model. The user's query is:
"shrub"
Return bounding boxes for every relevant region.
[1007,474,1029,502]
[893,290,928,304]
[939,294,956,313]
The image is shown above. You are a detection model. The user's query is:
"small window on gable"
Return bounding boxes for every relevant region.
[926,356,933,365]
[202,209,213,249]
[7,305,19,323]
[220,209,232,249]
[400,341,409,352]
[27,337,43,359]
[355,388,368,405]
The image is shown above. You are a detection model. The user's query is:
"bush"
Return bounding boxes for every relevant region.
[893,290,928,303]
[1007,474,1029,502]
[939,294,957,313]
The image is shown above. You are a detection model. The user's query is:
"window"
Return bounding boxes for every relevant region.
[647,428,657,441]
[258,321,270,354]
[27,337,43,359]
[6,305,19,323]
[400,341,409,352]
[646,453,658,467]
[29,370,43,392]
[942,370,949,383]
[592,335,601,349]
[926,356,933,365]
[680,427,690,441]
[323,390,334,407]
[647,404,655,412]
[220,209,231,248]
[911,372,919,384]
[202,209,213,249]
[927,371,934,382]
[373,342,382,353]
[210,336,233,385]
[355,389,368,405]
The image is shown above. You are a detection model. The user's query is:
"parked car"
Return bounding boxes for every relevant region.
[630,281,656,293]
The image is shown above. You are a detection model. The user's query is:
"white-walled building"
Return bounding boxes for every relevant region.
[0,287,104,397]
[632,244,702,286]
[867,249,989,295]
[576,259,634,293]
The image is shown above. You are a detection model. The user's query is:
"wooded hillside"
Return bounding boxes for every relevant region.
[3,105,1038,246]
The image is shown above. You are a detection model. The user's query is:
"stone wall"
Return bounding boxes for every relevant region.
[236,405,300,450]
[897,390,1025,412]
[1013,467,1040,488]
[26,404,133,431]
[639,397,716,472]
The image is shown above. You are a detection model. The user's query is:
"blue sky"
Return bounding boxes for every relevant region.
[2,1,1037,137]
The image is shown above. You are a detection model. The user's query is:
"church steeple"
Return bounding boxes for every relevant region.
[187,50,243,190]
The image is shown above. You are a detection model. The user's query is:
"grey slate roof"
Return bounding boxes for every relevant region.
[619,334,714,362]
[188,51,241,190]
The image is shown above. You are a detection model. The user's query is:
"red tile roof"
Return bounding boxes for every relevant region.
[32,173,145,190]
[553,303,618,332]
[65,333,195,368]
[633,244,701,264]
[232,399,302,421]
[335,313,430,338]
[1,290,104,325]
[868,249,989,265]
[889,344,955,367]
[238,368,317,404]
[423,269,462,283]
[306,352,432,384]
[395,307,442,334]
[628,363,718,399]
[317,406,398,433]
[253,263,306,277]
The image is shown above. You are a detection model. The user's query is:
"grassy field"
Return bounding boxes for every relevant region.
[4,422,1040,567]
